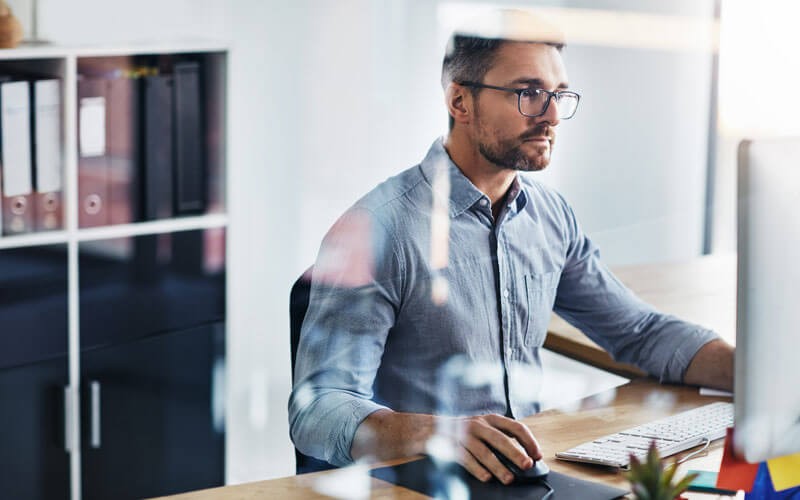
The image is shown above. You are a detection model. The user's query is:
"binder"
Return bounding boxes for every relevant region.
[0,79,35,235]
[173,62,206,215]
[77,77,110,228]
[107,75,140,224]
[141,74,173,220]
[32,79,64,231]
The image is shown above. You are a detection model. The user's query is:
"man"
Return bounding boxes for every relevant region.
[289,9,734,484]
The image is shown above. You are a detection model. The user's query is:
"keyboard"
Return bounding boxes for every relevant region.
[555,401,733,469]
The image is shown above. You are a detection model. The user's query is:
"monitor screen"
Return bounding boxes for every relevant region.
[735,137,800,462]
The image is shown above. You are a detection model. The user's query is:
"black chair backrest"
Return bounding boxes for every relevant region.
[289,271,312,386]
[289,269,337,474]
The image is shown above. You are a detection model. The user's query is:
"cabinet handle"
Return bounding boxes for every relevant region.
[64,386,73,452]
[90,381,101,449]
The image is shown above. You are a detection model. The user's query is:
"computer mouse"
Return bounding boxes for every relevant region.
[489,446,550,482]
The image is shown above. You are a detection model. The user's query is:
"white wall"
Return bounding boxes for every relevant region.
[22,0,724,484]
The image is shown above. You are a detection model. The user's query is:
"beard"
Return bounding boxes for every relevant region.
[478,124,555,172]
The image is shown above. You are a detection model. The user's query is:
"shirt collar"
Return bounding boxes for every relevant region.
[506,176,528,214]
[419,138,528,218]
[419,138,483,218]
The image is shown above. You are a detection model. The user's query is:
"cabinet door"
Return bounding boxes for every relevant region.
[0,357,70,500]
[80,322,225,500]
[0,245,69,500]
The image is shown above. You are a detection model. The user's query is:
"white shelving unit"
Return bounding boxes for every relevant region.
[0,41,228,500]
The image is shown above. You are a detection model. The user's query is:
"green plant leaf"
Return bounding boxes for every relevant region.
[632,483,652,500]
[672,472,700,496]
[626,441,702,500]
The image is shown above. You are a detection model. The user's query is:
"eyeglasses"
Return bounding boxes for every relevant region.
[458,81,580,120]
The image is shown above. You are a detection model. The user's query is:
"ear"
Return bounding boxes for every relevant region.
[445,82,472,126]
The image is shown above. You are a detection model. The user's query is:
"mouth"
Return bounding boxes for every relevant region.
[521,135,553,148]
[523,136,551,143]
[521,127,554,145]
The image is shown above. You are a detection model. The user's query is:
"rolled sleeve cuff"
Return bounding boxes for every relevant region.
[662,328,720,384]
[327,397,389,467]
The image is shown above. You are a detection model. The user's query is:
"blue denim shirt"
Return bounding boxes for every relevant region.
[288,138,719,466]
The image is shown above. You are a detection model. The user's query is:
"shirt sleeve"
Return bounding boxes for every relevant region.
[551,196,720,383]
[288,207,402,466]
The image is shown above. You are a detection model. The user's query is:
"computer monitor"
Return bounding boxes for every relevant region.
[735,137,800,462]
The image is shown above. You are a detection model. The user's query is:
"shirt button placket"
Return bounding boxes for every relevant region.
[498,232,514,362]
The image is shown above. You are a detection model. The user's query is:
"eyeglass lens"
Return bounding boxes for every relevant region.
[520,90,578,119]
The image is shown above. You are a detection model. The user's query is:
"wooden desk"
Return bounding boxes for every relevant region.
[156,379,731,499]
[544,253,737,378]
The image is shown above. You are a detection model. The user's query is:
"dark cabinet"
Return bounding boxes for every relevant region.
[78,230,226,499]
[0,245,69,500]
[80,322,225,500]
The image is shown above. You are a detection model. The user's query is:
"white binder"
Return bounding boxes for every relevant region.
[33,79,63,231]
[0,80,34,235]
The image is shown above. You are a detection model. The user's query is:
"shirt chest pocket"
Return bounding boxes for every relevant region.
[524,271,560,347]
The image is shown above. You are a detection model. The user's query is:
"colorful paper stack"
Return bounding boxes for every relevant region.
[717,428,800,498]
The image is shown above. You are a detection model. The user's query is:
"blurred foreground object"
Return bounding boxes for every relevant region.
[0,0,22,48]
[452,8,565,45]
[626,442,697,500]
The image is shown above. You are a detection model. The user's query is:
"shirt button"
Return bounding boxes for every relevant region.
[507,347,513,357]
[503,289,510,298]
[479,199,488,206]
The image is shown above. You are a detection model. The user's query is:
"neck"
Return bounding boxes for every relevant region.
[443,130,517,216]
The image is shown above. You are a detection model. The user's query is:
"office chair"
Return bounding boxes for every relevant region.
[289,269,338,474]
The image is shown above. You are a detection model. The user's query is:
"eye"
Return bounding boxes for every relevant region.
[521,89,547,103]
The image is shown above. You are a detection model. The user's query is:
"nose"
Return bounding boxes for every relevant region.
[540,96,561,127]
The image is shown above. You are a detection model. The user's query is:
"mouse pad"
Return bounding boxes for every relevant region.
[371,456,628,499]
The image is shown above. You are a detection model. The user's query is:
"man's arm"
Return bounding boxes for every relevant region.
[682,339,734,391]
[351,409,543,485]
[289,208,399,466]
[550,193,723,384]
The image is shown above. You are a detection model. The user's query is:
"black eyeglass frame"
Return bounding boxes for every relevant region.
[458,81,581,119]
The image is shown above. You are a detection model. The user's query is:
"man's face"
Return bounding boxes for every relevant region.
[471,42,569,172]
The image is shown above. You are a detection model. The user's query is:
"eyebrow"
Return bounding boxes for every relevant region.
[509,77,569,90]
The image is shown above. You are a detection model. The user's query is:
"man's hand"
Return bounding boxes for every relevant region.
[351,410,542,484]
[440,413,542,484]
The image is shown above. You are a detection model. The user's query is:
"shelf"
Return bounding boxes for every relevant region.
[0,231,68,249]
[76,213,228,242]
[0,40,229,60]
[0,43,228,499]
[0,214,228,248]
